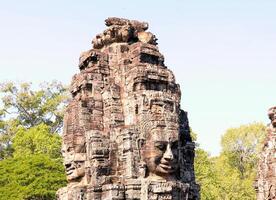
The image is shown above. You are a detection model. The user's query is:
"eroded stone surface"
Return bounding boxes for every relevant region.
[57,17,199,200]
[256,106,276,200]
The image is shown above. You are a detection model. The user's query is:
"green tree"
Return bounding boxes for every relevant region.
[0,81,67,132]
[211,122,266,200]
[194,148,219,200]
[193,130,220,200]
[0,81,68,159]
[13,124,62,159]
[0,154,66,200]
[194,123,266,200]
[213,154,257,200]
[0,119,19,159]
[0,81,68,199]
[221,122,266,179]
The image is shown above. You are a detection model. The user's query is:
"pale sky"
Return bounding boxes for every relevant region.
[0,0,275,155]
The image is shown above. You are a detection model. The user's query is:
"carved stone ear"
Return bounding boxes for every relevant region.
[137,138,147,178]
[137,138,145,150]
[137,138,145,160]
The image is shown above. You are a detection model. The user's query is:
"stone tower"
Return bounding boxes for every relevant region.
[57,17,200,200]
[255,106,276,200]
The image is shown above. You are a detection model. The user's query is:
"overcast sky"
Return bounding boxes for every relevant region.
[0,0,275,155]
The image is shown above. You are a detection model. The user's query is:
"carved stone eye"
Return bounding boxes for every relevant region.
[155,142,167,151]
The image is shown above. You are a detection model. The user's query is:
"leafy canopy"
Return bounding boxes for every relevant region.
[0,154,66,200]
[0,81,68,159]
[194,122,266,200]
[13,124,62,159]
[221,122,266,179]
[0,81,68,132]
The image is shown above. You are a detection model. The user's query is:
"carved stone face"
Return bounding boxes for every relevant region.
[140,128,179,180]
[268,107,276,127]
[62,146,86,182]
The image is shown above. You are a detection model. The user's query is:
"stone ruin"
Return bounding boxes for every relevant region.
[255,106,276,200]
[57,17,200,200]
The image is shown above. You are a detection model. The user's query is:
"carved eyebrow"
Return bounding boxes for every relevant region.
[154,141,167,150]
[154,141,168,145]
[168,136,178,141]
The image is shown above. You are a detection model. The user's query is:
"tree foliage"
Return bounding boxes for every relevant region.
[0,81,68,159]
[221,122,266,179]
[0,154,66,200]
[0,81,67,132]
[211,154,257,200]
[194,122,266,200]
[0,81,68,199]
[194,148,219,200]
[13,124,62,159]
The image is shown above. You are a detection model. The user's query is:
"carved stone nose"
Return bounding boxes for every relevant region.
[163,144,174,160]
